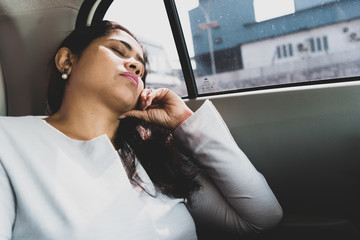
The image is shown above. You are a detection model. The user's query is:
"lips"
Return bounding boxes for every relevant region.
[121,72,139,87]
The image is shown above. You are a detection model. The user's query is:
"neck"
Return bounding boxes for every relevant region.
[45,99,121,144]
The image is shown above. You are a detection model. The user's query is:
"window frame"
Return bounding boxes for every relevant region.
[0,61,8,116]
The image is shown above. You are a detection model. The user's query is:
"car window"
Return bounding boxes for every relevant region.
[0,62,6,116]
[104,0,188,97]
[175,0,360,94]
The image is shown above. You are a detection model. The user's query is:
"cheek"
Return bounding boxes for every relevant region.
[80,49,117,73]
[138,80,145,91]
[136,82,144,103]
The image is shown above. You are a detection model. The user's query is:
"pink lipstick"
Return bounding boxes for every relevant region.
[121,72,139,87]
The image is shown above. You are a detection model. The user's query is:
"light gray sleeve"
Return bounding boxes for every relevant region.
[0,160,15,240]
[173,100,283,235]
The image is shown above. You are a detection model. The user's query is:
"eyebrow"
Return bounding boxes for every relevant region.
[108,38,146,67]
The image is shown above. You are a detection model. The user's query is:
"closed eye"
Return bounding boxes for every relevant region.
[111,48,125,57]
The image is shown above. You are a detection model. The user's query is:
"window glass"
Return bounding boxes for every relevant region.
[0,62,6,116]
[175,0,360,94]
[104,0,187,97]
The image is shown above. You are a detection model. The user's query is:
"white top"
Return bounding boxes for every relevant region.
[0,100,283,240]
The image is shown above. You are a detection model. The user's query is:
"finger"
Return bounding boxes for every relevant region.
[144,88,160,109]
[119,109,149,121]
[143,88,153,97]
[139,88,152,110]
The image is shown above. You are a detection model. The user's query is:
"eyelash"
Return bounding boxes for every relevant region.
[111,48,125,56]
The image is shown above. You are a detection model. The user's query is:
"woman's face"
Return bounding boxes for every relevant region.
[67,29,146,113]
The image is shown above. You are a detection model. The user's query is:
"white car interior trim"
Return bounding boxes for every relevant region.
[86,0,103,26]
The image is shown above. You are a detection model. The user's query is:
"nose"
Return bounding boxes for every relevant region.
[125,58,142,77]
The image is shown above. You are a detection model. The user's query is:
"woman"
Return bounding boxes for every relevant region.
[0,21,282,239]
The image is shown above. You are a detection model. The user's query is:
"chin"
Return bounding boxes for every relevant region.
[111,91,139,111]
[117,99,138,113]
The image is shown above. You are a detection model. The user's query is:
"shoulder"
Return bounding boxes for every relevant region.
[0,116,44,133]
[0,116,49,159]
[0,115,42,124]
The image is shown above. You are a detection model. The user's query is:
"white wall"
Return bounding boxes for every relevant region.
[294,0,337,11]
[242,18,360,69]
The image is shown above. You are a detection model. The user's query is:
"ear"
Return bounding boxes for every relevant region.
[55,47,75,74]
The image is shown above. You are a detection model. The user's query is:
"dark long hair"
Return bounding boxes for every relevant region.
[47,21,200,200]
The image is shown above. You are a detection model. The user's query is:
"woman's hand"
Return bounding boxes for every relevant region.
[119,88,193,130]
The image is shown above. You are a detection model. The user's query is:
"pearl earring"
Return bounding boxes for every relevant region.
[61,68,69,80]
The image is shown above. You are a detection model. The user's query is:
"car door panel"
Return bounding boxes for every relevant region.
[186,81,360,239]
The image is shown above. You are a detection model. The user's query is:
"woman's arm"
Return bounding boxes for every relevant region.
[173,100,283,235]
[121,89,282,234]
[0,160,15,239]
